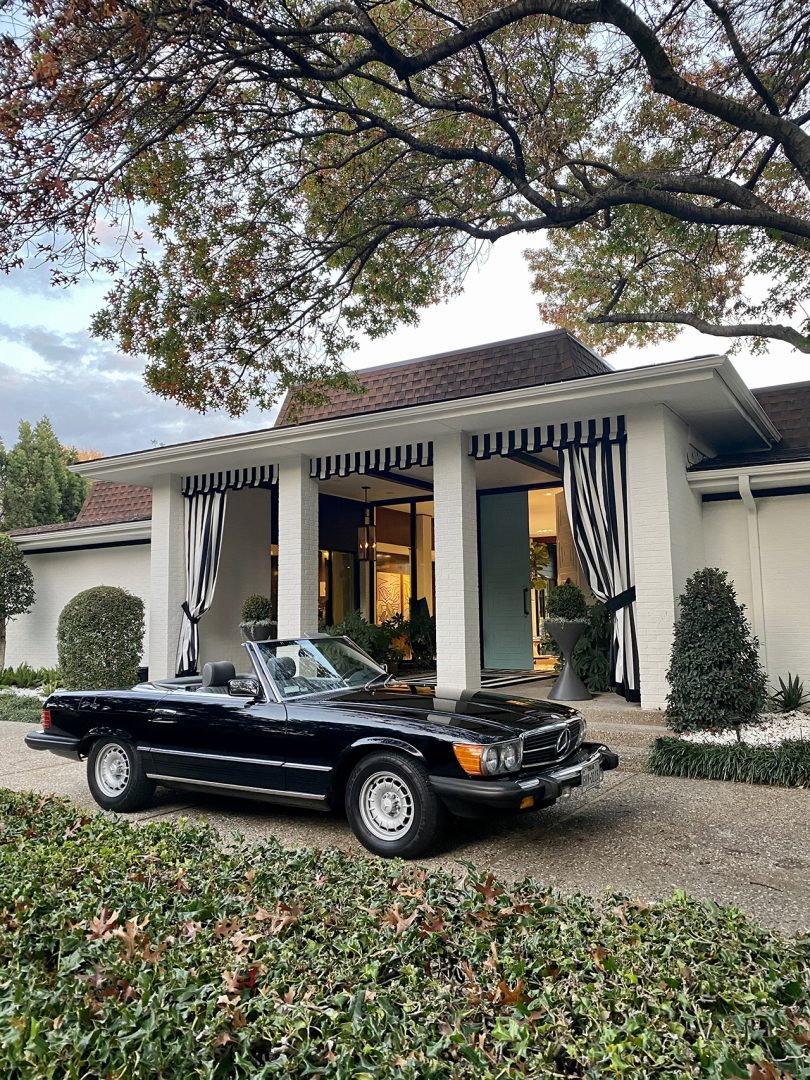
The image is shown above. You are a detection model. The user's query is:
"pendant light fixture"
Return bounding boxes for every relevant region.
[357,485,376,561]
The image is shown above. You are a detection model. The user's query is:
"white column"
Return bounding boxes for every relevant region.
[148,473,186,679]
[625,405,705,709]
[277,456,319,637]
[432,432,480,694]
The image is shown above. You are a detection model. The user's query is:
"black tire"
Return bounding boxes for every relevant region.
[345,750,444,858]
[87,737,156,812]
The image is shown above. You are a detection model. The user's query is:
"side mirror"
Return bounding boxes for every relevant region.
[228,677,261,700]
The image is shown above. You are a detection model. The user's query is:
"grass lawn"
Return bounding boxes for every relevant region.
[0,788,808,1078]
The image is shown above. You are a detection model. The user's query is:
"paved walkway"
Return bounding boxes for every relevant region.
[2,719,808,936]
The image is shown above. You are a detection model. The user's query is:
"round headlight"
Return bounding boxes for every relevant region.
[500,742,518,772]
[481,745,500,774]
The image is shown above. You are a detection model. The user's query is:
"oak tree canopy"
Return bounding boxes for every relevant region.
[1,0,808,413]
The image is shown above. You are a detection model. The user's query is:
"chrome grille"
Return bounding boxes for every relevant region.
[522,717,583,769]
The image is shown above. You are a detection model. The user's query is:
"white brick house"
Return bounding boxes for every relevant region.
[6,329,809,709]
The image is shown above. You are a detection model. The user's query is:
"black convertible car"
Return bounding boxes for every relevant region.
[26,635,618,857]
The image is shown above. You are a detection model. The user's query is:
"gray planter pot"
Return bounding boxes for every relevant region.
[546,619,592,701]
[239,620,277,642]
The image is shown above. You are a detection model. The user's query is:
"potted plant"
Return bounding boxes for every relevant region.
[239,595,277,642]
[545,580,592,701]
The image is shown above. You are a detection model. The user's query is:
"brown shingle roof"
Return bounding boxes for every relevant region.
[752,383,810,449]
[276,329,612,426]
[75,481,152,526]
[10,481,152,538]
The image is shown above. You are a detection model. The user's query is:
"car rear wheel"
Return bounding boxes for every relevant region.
[87,738,155,812]
[345,751,444,858]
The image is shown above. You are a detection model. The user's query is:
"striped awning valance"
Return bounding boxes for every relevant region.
[182,464,278,497]
[470,416,626,460]
[311,442,433,481]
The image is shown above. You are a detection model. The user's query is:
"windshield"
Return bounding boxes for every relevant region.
[255,637,387,699]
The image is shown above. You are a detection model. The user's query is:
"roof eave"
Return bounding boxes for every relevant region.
[72,355,780,486]
[13,519,152,552]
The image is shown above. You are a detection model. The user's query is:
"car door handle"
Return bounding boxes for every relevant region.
[154,708,180,723]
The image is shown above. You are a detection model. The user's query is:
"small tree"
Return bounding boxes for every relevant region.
[666,568,767,734]
[546,580,588,622]
[0,534,35,670]
[57,587,144,690]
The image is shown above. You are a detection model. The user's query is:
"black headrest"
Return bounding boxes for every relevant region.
[267,655,296,681]
[201,661,236,688]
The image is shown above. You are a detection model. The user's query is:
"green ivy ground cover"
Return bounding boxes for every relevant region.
[1,788,808,1079]
[0,692,43,724]
[650,737,810,788]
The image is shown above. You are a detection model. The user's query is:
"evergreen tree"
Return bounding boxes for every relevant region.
[666,568,767,734]
[0,418,90,530]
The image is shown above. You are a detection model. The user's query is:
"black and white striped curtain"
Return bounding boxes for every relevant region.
[559,432,640,701]
[176,464,277,675]
[311,442,433,480]
[176,489,228,676]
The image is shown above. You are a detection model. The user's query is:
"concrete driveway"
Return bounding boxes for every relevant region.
[3,719,809,936]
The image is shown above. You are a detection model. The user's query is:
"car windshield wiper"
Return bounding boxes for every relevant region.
[362,671,392,691]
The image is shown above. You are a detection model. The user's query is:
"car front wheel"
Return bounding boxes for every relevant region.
[345,751,444,858]
[87,737,156,812]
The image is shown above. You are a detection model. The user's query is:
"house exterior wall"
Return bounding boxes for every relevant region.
[201,487,273,670]
[704,492,810,685]
[625,405,706,709]
[4,543,151,670]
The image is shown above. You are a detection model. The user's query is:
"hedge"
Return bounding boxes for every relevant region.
[650,736,810,787]
[57,585,145,690]
[0,692,43,724]
[1,789,809,1079]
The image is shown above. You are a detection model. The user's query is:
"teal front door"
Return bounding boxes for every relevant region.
[479,492,533,670]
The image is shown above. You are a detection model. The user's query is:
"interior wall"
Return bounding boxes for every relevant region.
[201,487,272,671]
[4,543,151,670]
[479,491,533,669]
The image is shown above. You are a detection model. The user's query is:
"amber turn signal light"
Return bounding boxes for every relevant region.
[452,743,483,776]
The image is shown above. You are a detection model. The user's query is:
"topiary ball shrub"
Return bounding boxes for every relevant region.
[546,579,588,621]
[241,594,274,622]
[57,586,145,690]
[666,568,767,734]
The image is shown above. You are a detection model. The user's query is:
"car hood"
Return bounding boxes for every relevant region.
[312,684,579,739]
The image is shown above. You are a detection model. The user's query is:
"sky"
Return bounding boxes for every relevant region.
[0,233,806,456]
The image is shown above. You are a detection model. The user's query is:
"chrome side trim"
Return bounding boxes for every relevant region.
[138,745,283,768]
[145,773,326,800]
[138,745,331,773]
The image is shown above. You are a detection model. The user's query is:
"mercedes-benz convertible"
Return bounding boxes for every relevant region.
[25,635,618,857]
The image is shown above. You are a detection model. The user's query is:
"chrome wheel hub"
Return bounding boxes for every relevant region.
[358,771,415,842]
[95,744,130,798]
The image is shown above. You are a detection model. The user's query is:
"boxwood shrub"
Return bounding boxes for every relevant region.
[666,568,767,733]
[0,788,809,1079]
[650,735,810,787]
[57,586,145,690]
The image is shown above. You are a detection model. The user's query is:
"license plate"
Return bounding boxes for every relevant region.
[579,759,602,791]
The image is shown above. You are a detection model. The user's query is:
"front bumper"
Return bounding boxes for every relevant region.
[25,730,82,760]
[431,742,618,818]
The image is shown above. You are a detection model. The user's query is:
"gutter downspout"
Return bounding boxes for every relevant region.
[738,473,768,666]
